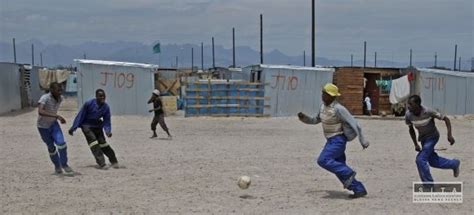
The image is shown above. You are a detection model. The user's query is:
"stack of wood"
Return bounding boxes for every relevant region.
[333,68,364,115]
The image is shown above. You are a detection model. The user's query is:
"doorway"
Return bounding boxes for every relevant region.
[364,73,380,115]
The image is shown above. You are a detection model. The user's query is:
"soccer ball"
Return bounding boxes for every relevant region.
[237,176,251,189]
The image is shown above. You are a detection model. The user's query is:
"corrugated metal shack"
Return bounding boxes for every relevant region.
[242,64,334,117]
[333,67,407,115]
[0,63,44,114]
[0,63,22,114]
[75,59,158,115]
[415,68,474,115]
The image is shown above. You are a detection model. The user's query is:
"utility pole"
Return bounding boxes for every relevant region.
[471,57,474,72]
[374,52,377,67]
[31,44,35,66]
[260,14,264,64]
[212,37,215,68]
[191,47,194,72]
[363,41,367,68]
[13,38,17,63]
[201,42,204,71]
[311,0,315,67]
[232,27,236,67]
[453,44,457,70]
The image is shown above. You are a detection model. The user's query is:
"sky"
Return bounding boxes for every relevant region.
[0,0,472,62]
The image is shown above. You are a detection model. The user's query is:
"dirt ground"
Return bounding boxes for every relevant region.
[1,98,473,214]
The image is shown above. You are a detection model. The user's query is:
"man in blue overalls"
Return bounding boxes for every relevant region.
[37,82,75,175]
[405,95,460,184]
[298,83,370,198]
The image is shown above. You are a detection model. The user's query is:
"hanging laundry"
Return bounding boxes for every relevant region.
[39,69,71,89]
[375,80,392,92]
[389,75,410,104]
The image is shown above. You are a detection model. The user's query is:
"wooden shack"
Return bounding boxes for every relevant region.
[333,67,408,115]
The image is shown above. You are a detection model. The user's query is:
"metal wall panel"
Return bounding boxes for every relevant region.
[467,78,474,114]
[0,63,22,114]
[76,60,156,115]
[418,68,474,115]
[243,65,334,117]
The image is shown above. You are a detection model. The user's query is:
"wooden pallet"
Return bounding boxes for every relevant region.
[184,80,268,117]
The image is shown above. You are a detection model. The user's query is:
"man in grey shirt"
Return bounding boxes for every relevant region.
[405,95,460,183]
[37,82,74,175]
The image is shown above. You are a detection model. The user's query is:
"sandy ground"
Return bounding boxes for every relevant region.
[0,98,473,214]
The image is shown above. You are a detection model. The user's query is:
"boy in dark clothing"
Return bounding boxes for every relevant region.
[69,89,120,169]
[148,89,172,139]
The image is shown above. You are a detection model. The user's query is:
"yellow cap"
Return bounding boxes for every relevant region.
[323,83,341,97]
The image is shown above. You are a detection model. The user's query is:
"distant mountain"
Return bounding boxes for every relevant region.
[0,39,472,71]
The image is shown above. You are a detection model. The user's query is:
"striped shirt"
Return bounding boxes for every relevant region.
[37,93,63,128]
[405,106,445,142]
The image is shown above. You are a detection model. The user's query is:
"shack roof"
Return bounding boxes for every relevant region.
[74,59,158,69]
[416,67,474,78]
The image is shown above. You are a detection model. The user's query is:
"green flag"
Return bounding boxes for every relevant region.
[153,42,161,54]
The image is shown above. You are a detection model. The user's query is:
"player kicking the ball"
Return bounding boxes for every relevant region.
[298,83,370,198]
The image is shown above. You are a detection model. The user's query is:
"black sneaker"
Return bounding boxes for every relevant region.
[62,166,75,176]
[349,191,368,199]
[63,166,74,173]
[95,164,109,170]
[111,163,120,169]
[453,159,460,178]
[54,167,63,175]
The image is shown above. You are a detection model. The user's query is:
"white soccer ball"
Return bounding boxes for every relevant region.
[237,176,251,189]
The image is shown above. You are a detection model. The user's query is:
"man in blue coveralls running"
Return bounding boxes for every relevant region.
[298,83,370,198]
[405,95,460,184]
[69,89,120,169]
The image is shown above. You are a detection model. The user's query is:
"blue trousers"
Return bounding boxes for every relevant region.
[416,136,459,182]
[317,135,366,193]
[38,122,68,168]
